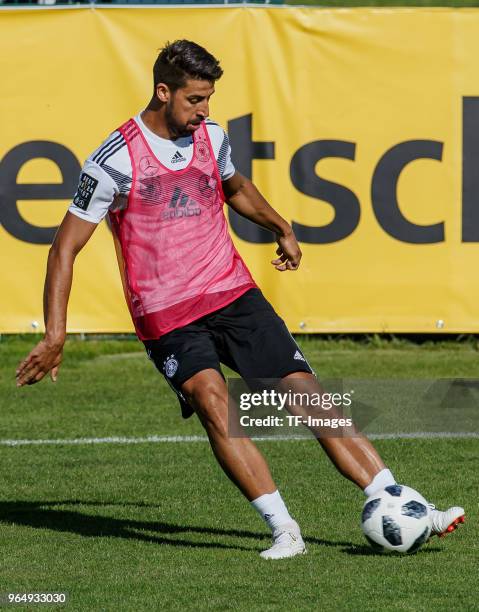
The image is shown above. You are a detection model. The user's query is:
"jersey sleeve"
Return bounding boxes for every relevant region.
[218,131,235,181]
[68,159,118,224]
[205,121,236,181]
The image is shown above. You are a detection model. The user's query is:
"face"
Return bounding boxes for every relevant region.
[158,78,215,138]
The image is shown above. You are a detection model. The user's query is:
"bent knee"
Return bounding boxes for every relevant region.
[184,379,229,436]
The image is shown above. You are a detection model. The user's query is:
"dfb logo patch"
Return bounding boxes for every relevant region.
[163,354,179,378]
[195,141,210,163]
[73,173,99,211]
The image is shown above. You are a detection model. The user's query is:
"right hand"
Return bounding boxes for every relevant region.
[16,338,64,387]
[271,230,302,272]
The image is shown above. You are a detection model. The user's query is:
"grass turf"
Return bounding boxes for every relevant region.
[0,336,477,611]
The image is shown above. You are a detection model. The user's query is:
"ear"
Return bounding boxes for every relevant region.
[156,83,170,103]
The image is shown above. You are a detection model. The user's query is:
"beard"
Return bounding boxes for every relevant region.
[165,102,196,139]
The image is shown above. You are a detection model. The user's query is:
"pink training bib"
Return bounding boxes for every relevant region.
[109,118,256,340]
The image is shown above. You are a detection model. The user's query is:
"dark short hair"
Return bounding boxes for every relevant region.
[153,40,223,91]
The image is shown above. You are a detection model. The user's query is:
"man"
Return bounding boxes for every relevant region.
[16,40,464,559]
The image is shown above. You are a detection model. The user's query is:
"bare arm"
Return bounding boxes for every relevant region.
[16,212,98,386]
[222,172,302,271]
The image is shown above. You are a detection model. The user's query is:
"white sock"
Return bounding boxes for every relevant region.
[364,468,396,497]
[250,490,294,532]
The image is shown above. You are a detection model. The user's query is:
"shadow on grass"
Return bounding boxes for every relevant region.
[0,500,353,552]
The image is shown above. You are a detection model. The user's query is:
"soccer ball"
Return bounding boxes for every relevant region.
[361,485,432,553]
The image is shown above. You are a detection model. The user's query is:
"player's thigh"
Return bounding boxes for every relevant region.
[218,288,314,379]
[144,325,222,418]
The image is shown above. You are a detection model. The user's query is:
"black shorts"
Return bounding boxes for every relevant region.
[144,288,314,418]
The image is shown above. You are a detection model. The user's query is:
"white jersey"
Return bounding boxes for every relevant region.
[69,114,235,223]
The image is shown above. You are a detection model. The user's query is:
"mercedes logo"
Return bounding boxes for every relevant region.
[140,155,159,177]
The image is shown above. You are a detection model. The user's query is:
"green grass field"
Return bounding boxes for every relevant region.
[0,336,478,611]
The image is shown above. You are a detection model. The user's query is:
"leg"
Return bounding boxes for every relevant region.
[212,290,390,492]
[280,372,466,538]
[182,368,307,558]
[145,325,306,558]
[281,372,385,489]
[208,289,465,541]
[181,368,277,501]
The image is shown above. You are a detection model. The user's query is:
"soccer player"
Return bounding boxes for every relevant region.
[16,40,465,559]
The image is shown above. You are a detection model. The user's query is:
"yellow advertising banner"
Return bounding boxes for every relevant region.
[1,7,478,333]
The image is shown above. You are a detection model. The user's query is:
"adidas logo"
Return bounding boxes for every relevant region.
[294,350,306,362]
[161,186,201,221]
[171,150,187,164]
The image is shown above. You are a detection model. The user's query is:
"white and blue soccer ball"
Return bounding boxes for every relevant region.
[361,485,432,554]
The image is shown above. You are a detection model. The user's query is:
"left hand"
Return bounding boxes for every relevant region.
[271,231,302,271]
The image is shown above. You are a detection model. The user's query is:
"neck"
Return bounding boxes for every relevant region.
[140,104,172,140]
